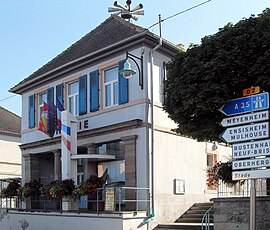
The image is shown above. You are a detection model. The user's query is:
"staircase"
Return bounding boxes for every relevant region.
[155,202,214,230]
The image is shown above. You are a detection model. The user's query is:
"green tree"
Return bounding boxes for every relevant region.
[164,8,270,142]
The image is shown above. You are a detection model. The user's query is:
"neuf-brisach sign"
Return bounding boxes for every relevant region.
[232,139,270,159]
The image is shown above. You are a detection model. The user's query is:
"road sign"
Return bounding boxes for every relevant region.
[233,139,270,159]
[220,110,269,127]
[232,169,270,180]
[232,157,270,170]
[219,122,269,143]
[219,92,269,116]
[243,86,260,96]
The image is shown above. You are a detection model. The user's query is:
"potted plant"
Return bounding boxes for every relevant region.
[207,161,243,188]
[21,180,42,199]
[74,170,107,211]
[43,179,75,199]
[74,169,107,198]
[1,180,21,198]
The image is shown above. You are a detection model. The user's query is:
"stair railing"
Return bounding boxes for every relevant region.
[201,205,213,230]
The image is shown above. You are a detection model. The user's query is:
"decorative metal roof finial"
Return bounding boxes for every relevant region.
[108,0,144,21]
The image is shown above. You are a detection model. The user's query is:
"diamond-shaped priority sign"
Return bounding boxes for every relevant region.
[219,92,269,116]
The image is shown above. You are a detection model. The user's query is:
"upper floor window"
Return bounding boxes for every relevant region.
[68,81,79,116]
[104,67,119,107]
[38,92,47,118]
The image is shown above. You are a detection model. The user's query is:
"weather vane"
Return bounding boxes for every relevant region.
[108,0,144,21]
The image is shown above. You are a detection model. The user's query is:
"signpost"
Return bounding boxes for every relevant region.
[243,86,260,96]
[219,122,269,143]
[220,111,269,127]
[219,92,269,116]
[219,89,269,230]
[232,139,270,159]
[232,157,270,170]
[232,169,270,180]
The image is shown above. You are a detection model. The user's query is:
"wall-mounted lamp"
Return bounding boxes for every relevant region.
[119,51,143,89]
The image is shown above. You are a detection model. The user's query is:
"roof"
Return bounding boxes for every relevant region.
[10,15,179,94]
[0,107,21,135]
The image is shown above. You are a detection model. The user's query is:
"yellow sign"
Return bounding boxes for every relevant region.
[105,188,115,211]
[243,86,260,96]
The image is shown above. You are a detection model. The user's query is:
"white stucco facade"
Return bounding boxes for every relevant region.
[0,132,21,180]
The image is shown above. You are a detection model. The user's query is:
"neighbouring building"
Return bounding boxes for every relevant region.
[0,107,21,197]
[4,15,231,229]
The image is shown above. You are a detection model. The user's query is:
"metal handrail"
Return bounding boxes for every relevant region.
[201,205,213,230]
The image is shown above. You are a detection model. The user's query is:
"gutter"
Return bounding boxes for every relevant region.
[143,14,163,226]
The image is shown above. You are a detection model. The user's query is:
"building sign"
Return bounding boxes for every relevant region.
[232,169,270,180]
[232,157,270,170]
[219,122,269,143]
[220,111,269,127]
[219,92,269,116]
[232,139,270,159]
[105,188,115,211]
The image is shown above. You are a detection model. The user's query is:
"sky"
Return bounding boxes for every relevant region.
[0,0,269,116]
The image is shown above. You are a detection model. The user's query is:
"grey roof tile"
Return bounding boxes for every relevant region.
[0,107,21,134]
[14,15,146,87]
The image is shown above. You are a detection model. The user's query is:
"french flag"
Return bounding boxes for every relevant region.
[56,98,64,132]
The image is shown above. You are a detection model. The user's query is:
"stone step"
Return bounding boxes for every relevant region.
[186,209,213,214]
[177,217,206,223]
[180,213,213,219]
[155,223,213,230]
[175,202,213,224]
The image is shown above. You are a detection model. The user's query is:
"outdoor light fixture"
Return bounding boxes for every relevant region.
[119,51,143,89]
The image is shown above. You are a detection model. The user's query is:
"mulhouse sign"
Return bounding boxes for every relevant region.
[219,90,270,180]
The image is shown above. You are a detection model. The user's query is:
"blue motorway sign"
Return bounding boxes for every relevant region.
[219,92,269,116]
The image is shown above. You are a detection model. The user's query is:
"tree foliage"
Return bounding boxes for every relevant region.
[164,8,270,142]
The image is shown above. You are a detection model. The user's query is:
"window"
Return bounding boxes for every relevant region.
[68,81,79,116]
[77,159,84,184]
[38,92,47,118]
[28,94,35,128]
[104,67,119,107]
[207,154,217,168]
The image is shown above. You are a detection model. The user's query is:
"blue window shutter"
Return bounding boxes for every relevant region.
[28,94,35,128]
[79,75,87,115]
[47,87,54,104]
[90,70,99,112]
[118,60,129,104]
[56,83,64,107]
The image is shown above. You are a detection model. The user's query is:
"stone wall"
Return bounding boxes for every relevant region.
[212,196,270,230]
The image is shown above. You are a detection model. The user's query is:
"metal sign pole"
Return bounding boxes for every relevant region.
[250,179,256,230]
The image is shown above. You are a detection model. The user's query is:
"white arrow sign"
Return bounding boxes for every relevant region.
[233,139,270,159]
[220,111,269,127]
[219,122,269,143]
[233,157,270,170]
[232,169,270,180]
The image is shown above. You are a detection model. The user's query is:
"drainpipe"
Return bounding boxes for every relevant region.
[143,14,163,226]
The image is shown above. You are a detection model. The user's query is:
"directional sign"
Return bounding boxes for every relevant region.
[243,86,260,96]
[220,110,269,127]
[219,92,269,116]
[219,122,269,143]
[232,169,270,180]
[233,157,270,170]
[233,139,270,159]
